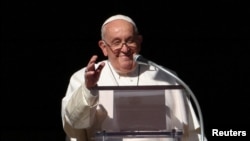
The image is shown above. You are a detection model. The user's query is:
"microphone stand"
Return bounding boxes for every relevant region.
[145,60,205,141]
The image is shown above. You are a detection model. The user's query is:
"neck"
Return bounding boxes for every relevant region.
[107,61,141,86]
[114,65,138,77]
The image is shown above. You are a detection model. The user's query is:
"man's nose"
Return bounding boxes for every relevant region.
[120,43,130,52]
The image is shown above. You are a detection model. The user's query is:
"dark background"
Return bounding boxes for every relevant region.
[1,0,249,141]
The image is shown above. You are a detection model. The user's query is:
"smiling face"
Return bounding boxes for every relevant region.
[99,19,142,75]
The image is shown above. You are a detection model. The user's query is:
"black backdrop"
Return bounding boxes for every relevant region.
[2,1,249,141]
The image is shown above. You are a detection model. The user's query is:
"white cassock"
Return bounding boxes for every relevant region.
[61,60,207,141]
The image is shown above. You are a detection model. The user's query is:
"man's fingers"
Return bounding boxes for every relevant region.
[85,56,104,75]
[88,55,98,65]
[96,62,105,72]
[86,55,98,72]
[84,57,105,89]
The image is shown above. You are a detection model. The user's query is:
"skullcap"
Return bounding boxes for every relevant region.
[101,14,137,31]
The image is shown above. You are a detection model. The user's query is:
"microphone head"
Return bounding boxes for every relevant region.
[133,54,140,62]
[133,54,149,65]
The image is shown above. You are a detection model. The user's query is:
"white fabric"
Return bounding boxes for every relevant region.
[61,60,206,141]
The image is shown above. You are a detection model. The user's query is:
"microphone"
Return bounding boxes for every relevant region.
[133,54,205,141]
[133,54,149,65]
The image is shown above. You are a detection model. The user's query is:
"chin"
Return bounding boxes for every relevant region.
[119,62,136,73]
[120,60,134,68]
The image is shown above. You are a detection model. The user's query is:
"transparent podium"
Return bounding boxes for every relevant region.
[93,85,188,141]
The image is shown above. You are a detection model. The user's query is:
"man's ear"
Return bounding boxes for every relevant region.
[98,40,108,56]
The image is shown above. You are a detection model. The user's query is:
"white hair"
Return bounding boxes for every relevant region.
[101,14,138,39]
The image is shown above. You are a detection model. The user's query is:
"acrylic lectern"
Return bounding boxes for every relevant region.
[92,85,188,141]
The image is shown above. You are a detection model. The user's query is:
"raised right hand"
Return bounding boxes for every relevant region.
[84,55,105,89]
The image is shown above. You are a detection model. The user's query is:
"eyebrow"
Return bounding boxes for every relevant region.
[110,36,135,43]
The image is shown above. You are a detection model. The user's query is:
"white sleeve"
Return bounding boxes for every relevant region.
[61,68,99,137]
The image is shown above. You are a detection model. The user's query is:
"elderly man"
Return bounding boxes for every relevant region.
[61,14,206,141]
